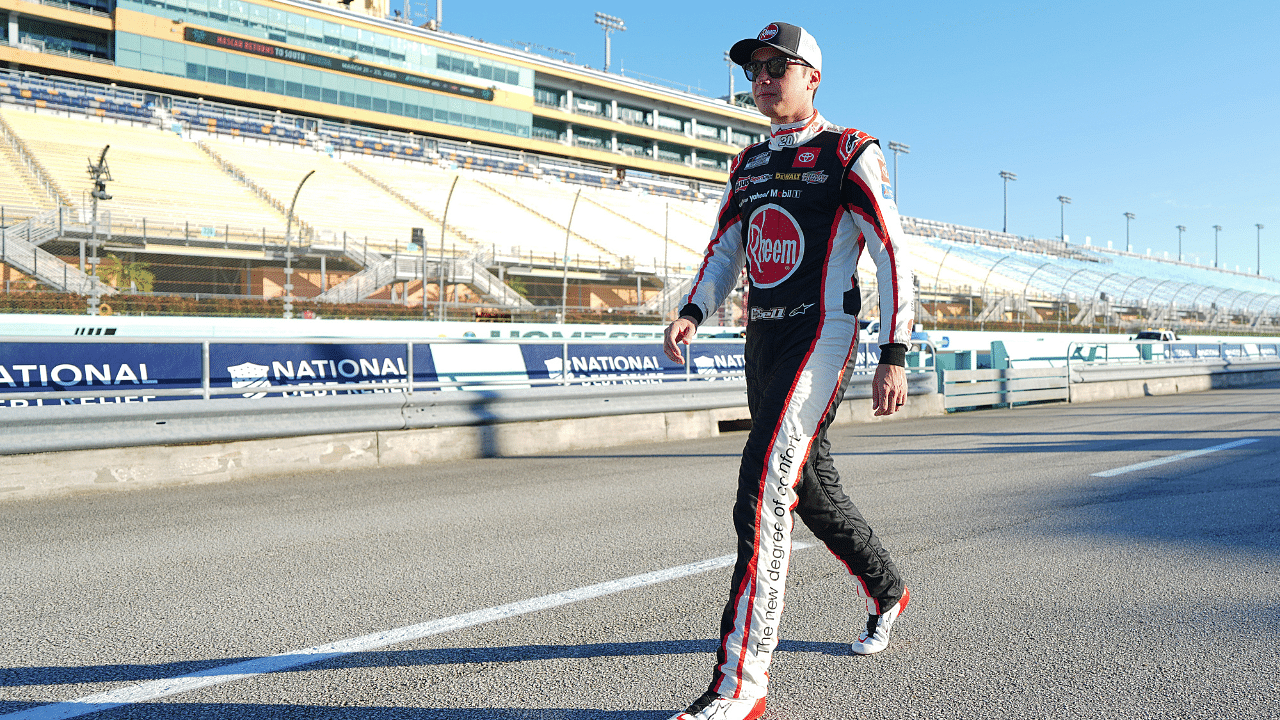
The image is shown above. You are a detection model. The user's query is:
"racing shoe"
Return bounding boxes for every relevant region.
[851,586,910,655]
[669,690,766,720]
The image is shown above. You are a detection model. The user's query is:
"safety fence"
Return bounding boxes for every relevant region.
[1066,340,1280,385]
[0,336,937,454]
[935,340,1280,412]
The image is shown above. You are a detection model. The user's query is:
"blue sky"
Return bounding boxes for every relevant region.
[402,1,1278,274]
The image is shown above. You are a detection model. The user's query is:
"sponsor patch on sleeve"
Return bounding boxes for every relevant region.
[836,128,874,166]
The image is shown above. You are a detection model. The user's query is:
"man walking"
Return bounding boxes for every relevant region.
[663,21,915,720]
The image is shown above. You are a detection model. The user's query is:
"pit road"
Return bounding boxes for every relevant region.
[2,384,1277,719]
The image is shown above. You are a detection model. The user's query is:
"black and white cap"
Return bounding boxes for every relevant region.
[729,22,822,73]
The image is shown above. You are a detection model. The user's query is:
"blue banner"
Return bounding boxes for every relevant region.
[0,342,200,406]
[519,342,745,385]
[209,343,431,398]
[0,339,755,406]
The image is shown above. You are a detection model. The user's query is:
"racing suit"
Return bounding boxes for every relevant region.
[678,111,914,700]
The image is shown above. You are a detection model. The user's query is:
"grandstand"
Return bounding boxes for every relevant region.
[0,54,1277,331]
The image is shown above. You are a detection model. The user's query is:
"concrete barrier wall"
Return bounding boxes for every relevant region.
[0,392,945,502]
[1068,368,1280,403]
[16,364,1277,504]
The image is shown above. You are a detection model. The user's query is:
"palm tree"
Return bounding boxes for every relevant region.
[95,254,155,293]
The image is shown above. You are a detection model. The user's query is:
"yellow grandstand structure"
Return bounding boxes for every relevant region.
[1,0,1278,332]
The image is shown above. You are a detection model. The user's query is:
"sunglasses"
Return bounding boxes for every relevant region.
[742,57,811,82]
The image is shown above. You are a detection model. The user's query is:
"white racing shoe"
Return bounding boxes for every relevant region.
[669,691,767,720]
[851,586,910,655]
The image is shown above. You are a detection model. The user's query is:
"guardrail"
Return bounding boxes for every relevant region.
[0,335,937,454]
[936,340,1280,411]
[1066,340,1280,384]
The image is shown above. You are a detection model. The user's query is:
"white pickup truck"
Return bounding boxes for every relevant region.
[1131,329,1179,341]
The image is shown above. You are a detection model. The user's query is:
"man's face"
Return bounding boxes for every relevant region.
[750,47,819,124]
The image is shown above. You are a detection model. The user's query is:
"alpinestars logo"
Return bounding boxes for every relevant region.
[837,128,873,165]
[747,204,805,289]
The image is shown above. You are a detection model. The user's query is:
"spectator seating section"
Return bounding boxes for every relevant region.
[0,138,55,222]
[172,104,307,145]
[0,106,285,237]
[0,73,152,122]
[4,67,1278,316]
[204,138,439,253]
[346,158,614,263]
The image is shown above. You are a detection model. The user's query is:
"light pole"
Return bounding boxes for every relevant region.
[1257,224,1265,276]
[594,12,625,72]
[999,171,1016,233]
[560,188,582,323]
[283,169,314,320]
[1057,195,1071,243]
[86,145,111,315]
[1124,212,1135,253]
[724,50,734,104]
[1213,224,1222,268]
[1176,225,1186,262]
[888,141,909,204]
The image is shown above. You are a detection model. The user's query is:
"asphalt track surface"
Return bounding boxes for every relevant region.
[2,385,1278,719]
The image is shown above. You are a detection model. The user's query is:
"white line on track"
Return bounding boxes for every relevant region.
[1091,438,1260,477]
[4,542,814,720]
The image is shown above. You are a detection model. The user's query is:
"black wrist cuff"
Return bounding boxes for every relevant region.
[879,343,907,367]
[678,304,704,326]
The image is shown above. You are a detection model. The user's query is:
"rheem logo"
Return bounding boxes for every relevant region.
[747,204,805,288]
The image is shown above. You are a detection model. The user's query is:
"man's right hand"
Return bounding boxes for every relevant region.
[663,316,698,363]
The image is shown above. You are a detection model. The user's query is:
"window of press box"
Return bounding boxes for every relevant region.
[617,105,648,126]
[123,36,534,138]
[531,117,566,142]
[616,134,651,157]
[49,0,111,14]
[572,126,609,149]
[533,86,564,108]
[436,51,520,86]
[121,0,511,84]
[16,18,111,59]
[656,141,690,165]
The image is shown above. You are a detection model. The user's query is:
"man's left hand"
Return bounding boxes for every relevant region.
[872,364,907,416]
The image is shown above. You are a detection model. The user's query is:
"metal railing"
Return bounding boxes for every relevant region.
[0,335,934,404]
[0,336,937,455]
[1065,340,1280,384]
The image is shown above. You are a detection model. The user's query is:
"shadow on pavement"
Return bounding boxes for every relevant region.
[313,638,847,672]
[0,702,671,719]
[1,639,846,689]
[0,657,258,687]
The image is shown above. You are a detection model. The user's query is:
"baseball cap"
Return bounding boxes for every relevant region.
[729,22,823,73]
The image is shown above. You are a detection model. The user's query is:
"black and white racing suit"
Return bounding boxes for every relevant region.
[678,111,915,701]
